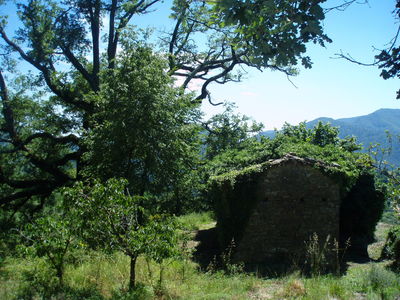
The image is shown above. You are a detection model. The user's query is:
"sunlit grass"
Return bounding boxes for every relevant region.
[1,217,400,299]
[176,211,216,231]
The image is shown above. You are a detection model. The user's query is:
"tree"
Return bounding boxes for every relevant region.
[202,103,263,160]
[168,0,331,101]
[375,0,400,99]
[279,121,361,150]
[21,210,79,286]
[335,1,400,99]
[82,43,201,212]
[0,0,331,210]
[64,178,181,290]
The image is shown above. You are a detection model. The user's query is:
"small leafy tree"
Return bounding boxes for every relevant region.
[64,179,181,290]
[21,209,79,286]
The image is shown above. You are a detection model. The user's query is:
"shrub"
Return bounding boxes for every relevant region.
[381,225,400,271]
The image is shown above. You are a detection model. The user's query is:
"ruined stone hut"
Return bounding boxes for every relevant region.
[210,154,384,267]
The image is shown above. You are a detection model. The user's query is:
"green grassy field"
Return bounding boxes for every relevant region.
[1,213,399,300]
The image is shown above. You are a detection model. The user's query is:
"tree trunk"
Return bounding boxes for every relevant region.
[129,255,137,291]
[56,265,64,286]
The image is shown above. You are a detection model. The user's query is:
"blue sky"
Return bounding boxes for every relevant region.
[1,0,399,130]
[124,0,400,129]
[200,0,400,129]
[115,0,400,129]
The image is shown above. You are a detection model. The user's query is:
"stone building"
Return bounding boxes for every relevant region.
[211,154,384,269]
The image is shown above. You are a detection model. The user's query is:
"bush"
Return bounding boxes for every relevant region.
[365,265,398,292]
[381,225,400,271]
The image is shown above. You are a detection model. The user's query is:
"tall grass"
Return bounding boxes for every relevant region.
[1,215,400,300]
[1,251,400,299]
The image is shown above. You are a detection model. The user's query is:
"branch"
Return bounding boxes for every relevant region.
[0,168,56,189]
[324,0,369,13]
[23,132,80,146]
[169,10,185,70]
[181,56,236,89]
[0,70,19,143]
[195,59,238,102]
[107,0,118,68]
[61,46,97,91]
[107,0,161,69]
[0,28,92,111]
[53,151,81,166]
[334,50,377,66]
[0,185,57,206]
[89,0,101,91]
[1,71,73,184]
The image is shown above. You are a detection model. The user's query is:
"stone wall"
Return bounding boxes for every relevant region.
[232,157,342,264]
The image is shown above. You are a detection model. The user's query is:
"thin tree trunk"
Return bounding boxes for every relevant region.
[56,265,64,286]
[129,255,137,291]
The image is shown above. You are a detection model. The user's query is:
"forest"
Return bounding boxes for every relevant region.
[0,0,400,299]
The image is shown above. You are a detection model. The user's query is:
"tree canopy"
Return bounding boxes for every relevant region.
[0,0,332,209]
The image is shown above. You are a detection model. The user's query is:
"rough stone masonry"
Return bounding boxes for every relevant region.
[234,155,341,263]
[211,154,384,269]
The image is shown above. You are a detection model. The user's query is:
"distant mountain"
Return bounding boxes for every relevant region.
[262,109,400,165]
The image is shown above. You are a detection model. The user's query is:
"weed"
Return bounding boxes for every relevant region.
[304,233,331,276]
[278,278,307,298]
[304,233,350,276]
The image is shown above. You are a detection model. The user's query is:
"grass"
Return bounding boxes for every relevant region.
[368,222,394,260]
[1,215,400,300]
[176,211,216,231]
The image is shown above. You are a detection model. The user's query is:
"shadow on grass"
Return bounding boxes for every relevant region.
[192,227,221,271]
[191,227,384,277]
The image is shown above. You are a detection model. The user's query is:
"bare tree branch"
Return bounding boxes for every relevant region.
[334,50,377,66]
[324,0,369,13]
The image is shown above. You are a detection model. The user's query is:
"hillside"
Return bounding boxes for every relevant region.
[263,108,400,165]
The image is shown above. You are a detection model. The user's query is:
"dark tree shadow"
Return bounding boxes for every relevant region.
[192,227,221,270]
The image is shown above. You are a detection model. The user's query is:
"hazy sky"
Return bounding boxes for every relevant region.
[2,0,399,130]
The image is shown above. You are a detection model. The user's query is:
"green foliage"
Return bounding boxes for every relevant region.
[278,121,362,151]
[20,203,82,285]
[203,103,263,160]
[2,221,400,299]
[365,131,400,222]
[63,178,182,289]
[208,121,367,186]
[84,46,201,201]
[207,0,330,70]
[0,0,331,211]
[346,264,400,299]
[381,225,400,271]
[110,283,154,300]
[177,211,215,231]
